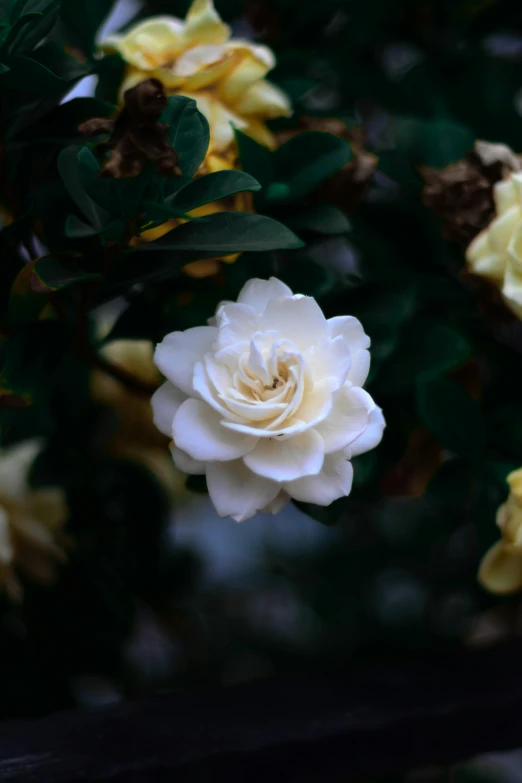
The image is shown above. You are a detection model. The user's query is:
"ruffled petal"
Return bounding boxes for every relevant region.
[285,451,353,505]
[183,0,230,46]
[328,315,370,351]
[314,385,369,454]
[261,295,328,350]
[218,42,274,103]
[478,541,522,594]
[244,428,324,482]
[170,444,206,475]
[154,326,217,396]
[234,79,292,118]
[206,459,280,521]
[101,18,186,70]
[348,404,385,458]
[151,382,187,437]
[173,398,257,461]
[237,277,293,314]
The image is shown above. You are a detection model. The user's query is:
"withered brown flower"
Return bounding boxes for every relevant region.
[78,78,182,179]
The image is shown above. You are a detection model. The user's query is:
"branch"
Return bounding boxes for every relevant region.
[1,641,522,782]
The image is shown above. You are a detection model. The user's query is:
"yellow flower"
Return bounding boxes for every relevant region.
[100,0,291,164]
[91,339,187,500]
[0,440,68,602]
[466,161,522,319]
[479,467,522,594]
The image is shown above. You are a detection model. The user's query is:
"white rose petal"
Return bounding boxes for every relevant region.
[152,277,385,521]
[151,382,187,437]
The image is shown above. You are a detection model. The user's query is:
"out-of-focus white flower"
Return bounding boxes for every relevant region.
[151,277,385,522]
[0,440,68,601]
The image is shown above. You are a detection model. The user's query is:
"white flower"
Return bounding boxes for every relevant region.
[151,278,385,521]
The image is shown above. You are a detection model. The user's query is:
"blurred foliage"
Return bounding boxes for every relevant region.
[2,0,522,722]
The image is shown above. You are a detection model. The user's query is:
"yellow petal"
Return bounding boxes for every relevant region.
[508,221,522,268]
[164,44,235,91]
[507,467,522,496]
[234,79,292,118]
[28,488,68,532]
[495,177,518,213]
[101,17,186,70]
[488,205,520,254]
[185,92,246,152]
[184,259,221,277]
[244,118,277,149]
[478,540,522,594]
[218,42,275,103]
[466,230,505,281]
[184,0,230,46]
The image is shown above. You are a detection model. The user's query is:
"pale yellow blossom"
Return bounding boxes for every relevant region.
[101,0,291,164]
[479,468,522,594]
[0,440,68,601]
[466,151,522,319]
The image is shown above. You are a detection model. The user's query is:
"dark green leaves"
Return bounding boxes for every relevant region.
[417,377,485,460]
[136,212,303,253]
[60,0,116,56]
[58,146,110,234]
[235,129,353,206]
[271,131,353,201]
[161,96,210,177]
[167,170,261,213]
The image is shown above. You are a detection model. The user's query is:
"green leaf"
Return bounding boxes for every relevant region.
[138,212,304,253]
[2,12,42,54]
[160,96,209,177]
[168,170,261,213]
[141,200,187,223]
[58,146,109,230]
[60,0,116,55]
[33,256,102,290]
[377,320,471,391]
[282,204,351,235]
[0,63,9,74]
[2,54,64,91]
[416,376,485,460]
[234,129,274,191]
[272,131,352,201]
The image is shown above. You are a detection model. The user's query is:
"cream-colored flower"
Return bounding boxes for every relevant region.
[0,440,68,601]
[479,468,522,594]
[92,339,187,500]
[151,277,385,522]
[466,165,522,319]
[100,0,291,162]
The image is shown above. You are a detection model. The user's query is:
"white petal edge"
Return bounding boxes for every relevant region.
[154,326,217,397]
[170,444,206,475]
[206,459,280,522]
[284,451,353,505]
[173,398,257,461]
[347,405,385,458]
[237,277,293,314]
[151,382,187,437]
[244,429,324,482]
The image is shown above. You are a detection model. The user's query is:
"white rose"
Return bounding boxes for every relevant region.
[466,170,522,318]
[151,278,385,521]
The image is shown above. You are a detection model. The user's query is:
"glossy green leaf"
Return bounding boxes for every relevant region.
[282,204,352,235]
[161,96,210,177]
[168,170,261,213]
[60,0,116,55]
[139,211,304,252]
[272,131,353,201]
[58,146,109,230]
[2,54,64,91]
[234,129,274,191]
[33,256,102,290]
